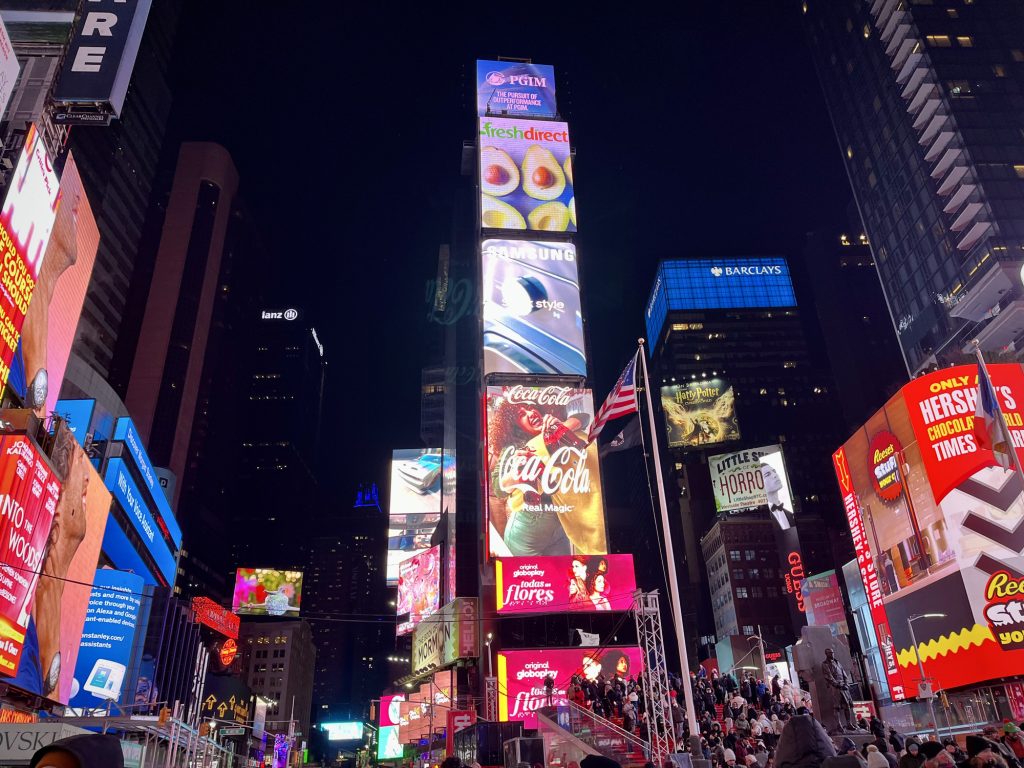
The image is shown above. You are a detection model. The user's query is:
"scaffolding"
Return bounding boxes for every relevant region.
[633,590,676,766]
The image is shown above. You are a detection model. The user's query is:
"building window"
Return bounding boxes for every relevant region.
[994,65,1007,78]
[736,587,749,599]
[767,586,779,598]
[732,568,745,581]
[751,586,764,598]
[745,550,756,561]
[742,625,755,635]
[774,625,786,635]
[729,550,741,562]
[749,569,760,579]
[925,35,951,48]
[956,36,973,47]
[1014,165,1024,179]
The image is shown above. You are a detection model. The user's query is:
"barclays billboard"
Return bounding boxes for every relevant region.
[645,257,797,348]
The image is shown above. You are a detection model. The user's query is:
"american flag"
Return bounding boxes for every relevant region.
[588,352,639,443]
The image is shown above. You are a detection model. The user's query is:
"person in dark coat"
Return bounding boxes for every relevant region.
[31,734,125,768]
[775,714,836,768]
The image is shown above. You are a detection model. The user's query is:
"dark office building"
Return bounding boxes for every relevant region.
[645,256,849,650]
[803,0,1024,375]
[801,222,907,430]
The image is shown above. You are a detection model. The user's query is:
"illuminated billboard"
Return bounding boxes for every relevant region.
[192,596,240,639]
[396,544,440,637]
[479,117,575,233]
[396,670,454,744]
[802,570,849,635]
[103,458,176,586]
[481,239,585,376]
[645,257,796,349]
[660,379,740,449]
[834,363,1024,700]
[0,18,18,121]
[0,434,62,678]
[10,154,99,419]
[387,448,442,584]
[709,443,795,523]
[498,647,643,728]
[477,60,556,118]
[232,569,303,617]
[378,693,405,760]
[0,124,60,392]
[485,385,607,558]
[322,722,364,740]
[495,554,637,614]
[68,569,143,710]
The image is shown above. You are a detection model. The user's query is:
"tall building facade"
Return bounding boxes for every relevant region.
[803,0,1024,374]
[124,141,239,504]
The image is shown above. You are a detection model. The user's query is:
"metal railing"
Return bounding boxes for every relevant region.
[541,702,652,764]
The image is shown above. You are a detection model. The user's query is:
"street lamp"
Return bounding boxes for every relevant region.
[908,613,945,741]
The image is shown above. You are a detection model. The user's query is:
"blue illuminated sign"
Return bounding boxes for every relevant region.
[104,458,176,585]
[54,399,96,447]
[101,521,156,585]
[113,418,182,548]
[477,60,557,118]
[645,257,797,348]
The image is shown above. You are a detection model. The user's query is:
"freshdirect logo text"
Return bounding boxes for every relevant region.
[480,122,568,143]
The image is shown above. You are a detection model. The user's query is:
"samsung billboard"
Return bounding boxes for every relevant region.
[645,257,796,349]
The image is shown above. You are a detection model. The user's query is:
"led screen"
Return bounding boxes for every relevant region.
[378,693,405,760]
[68,569,143,710]
[645,257,796,348]
[708,443,795,525]
[802,570,849,635]
[660,379,740,449]
[396,544,440,637]
[232,568,303,617]
[476,60,556,118]
[0,435,62,678]
[103,458,176,586]
[322,721,364,740]
[485,385,607,558]
[0,124,60,392]
[479,117,575,233]
[9,427,110,704]
[834,363,1024,700]
[9,154,99,420]
[498,647,643,728]
[387,448,442,584]
[396,670,453,744]
[495,554,636,614]
[482,239,584,376]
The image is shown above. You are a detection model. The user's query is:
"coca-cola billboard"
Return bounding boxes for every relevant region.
[497,647,644,728]
[495,554,636,614]
[485,385,608,559]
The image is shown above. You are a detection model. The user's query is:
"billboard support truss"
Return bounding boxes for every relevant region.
[485,676,498,722]
[632,590,675,764]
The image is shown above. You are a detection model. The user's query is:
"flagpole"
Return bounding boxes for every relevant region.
[637,337,701,750]
[972,339,1024,490]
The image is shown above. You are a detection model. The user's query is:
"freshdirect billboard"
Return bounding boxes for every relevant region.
[68,569,143,710]
[834,364,1024,700]
[479,117,575,233]
[9,154,99,419]
[0,124,60,391]
[498,647,644,728]
[476,60,556,118]
[387,448,442,584]
[485,385,607,558]
[232,568,302,617]
[396,544,440,637]
[661,379,740,449]
[481,239,585,377]
[0,435,62,678]
[495,554,636,614]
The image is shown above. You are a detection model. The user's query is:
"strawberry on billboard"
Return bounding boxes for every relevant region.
[0,435,62,677]
[495,554,636,614]
[834,364,1024,699]
[485,385,607,559]
[497,647,643,728]
[0,125,60,391]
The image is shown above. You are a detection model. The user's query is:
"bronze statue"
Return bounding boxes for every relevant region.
[821,647,855,732]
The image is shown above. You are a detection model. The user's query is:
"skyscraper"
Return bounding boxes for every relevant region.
[803,0,1024,374]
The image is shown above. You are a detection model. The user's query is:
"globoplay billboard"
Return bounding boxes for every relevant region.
[833,364,1024,700]
[479,117,575,233]
[0,124,60,393]
[476,60,556,118]
[485,385,607,559]
[481,239,585,377]
[495,554,636,614]
[498,647,644,728]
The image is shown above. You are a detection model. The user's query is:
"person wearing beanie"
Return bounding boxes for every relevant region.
[30,734,124,768]
[724,748,738,766]
[920,743,944,761]
[868,744,891,768]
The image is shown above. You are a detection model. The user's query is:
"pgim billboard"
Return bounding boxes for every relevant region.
[834,363,1024,700]
[476,60,557,118]
[481,239,585,377]
[10,154,100,419]
[485,385,607,559]
[0,124,60,391]
[479,117,575,233]
[660,379,740,449]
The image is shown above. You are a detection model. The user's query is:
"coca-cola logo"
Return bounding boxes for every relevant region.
[498,445,591,497]
[504,385,575,406]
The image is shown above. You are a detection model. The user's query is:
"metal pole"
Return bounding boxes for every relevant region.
[972,340,1024,489]
[907,617,939,741]
[756,626,769,685]
[638,339,701,753]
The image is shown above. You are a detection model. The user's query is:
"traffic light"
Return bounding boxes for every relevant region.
[158,707,170,725]
[199,723,210,737]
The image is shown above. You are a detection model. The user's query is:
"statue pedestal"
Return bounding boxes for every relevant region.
[793,626,858,734]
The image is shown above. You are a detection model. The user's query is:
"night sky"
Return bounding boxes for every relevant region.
[167,2,851,496]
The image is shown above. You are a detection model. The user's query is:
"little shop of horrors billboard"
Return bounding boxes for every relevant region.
[833,364,1024,700]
